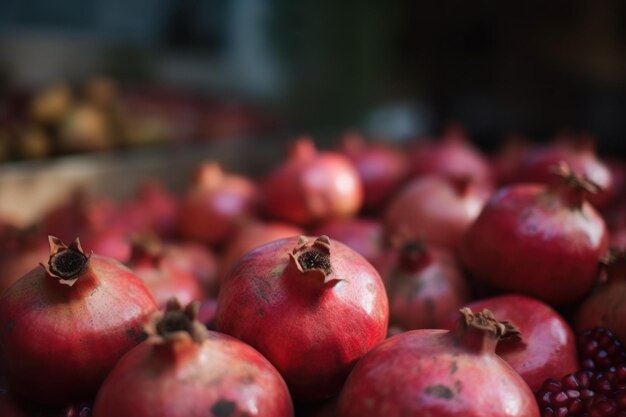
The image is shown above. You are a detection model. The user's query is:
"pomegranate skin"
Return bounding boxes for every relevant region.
[385,176,491,250]
[459,183,608,305]
[161,243,219,297]
[0,239,157,405]
[92,302,294,417]
[387,245,470,330]
[575,255,626,344]
[216,236,388,401]
[262,138,363,226]
[0,235,49,295]
[443,295,578,392]
[336,310,539,417]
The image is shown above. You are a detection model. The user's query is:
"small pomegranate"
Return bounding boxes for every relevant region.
[93,299,294,417]
[336,308,539,417]
[387,242,469,330]
[121,181,179,239]
[128,237,205,308]
[443,294,578,392]
[177,162,259,246]
[385,175,491,250]
[409,125,492,186]
[575,250,626,344]
[262,138,363,226]
[216,235,388,401]
[459,163,608,305]
[339,131,408,212]
[0,237,157,405]
[160,242,219,298]
[220,222,303,282]
[514,138,613,208]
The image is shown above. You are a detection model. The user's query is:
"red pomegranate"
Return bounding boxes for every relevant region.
[336,308,539,417]
[491,135,530,186]
[385,175,491,250]
[160,242,219,297]
[409,125,492,186]
[216,235,388,401]
[93,299,294,417]
[0,237,157,405]
[459,163,608,305]
[575,250,626,344]
[339,131,408,212]
[177,162,259,246]
[443,294,578,392]
[0,229,49,294]
[120,181,179,239]
[514,138,613,208]
[128,237,205,308]
[220,222,303,282]
[262,138,363,226]
[387,242,470,330]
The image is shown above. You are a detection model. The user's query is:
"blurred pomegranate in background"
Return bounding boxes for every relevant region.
[262,137,363,226]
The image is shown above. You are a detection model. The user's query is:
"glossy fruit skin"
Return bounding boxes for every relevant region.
[385,176,490,250]
[93,329,293,417]
[220,222,303,283]
[216,236,388,401]
[443,295,578,392]
[459,183,608,305]
[262,138,363,226]
[575,261,626,344]
[336,314,539,417]
[178,163,259,246]
[387,246,469,330]
[339,132,408,212]
[0,253,157,405]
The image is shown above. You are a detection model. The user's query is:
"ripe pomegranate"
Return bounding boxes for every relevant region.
[409,125,492,186]
[311,217,395,278]
[160,242,219,297]
[385,175,491,250]
[177,162,259,246]
[220,222,303,282]
[262,138,363,226]
[93,300,294,417]
[575,250,626,344]
[442,294,578,392]
[336,308,539,417]
[339,131,408,212]
[0,229,49,294]
[128,237,205,308]
[0,237,157,405]
[216,235,388,401]
[459,163,608,305]
[387,242,469,330]
[514,138,613,208]
[121,181,179,239]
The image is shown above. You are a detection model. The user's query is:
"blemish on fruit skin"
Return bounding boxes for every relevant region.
[126,326,146,343]
[366,283,375,294]
[425,384,454,399]
[3,320,15,334]
[450,360,458,375]
[211,399,237,416]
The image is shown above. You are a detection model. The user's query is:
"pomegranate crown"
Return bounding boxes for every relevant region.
[289,235,342,286]
[42,236,91,287]
[144,298,208,345]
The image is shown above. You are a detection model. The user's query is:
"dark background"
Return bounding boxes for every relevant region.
[0,0,624,152]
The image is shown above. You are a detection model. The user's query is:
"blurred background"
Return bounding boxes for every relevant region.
[0,0,625,221]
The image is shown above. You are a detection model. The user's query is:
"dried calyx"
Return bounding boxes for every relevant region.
[129,234,164,265]
[43,236,90,287]
[145,298,208,344]
[459,307,521,342]
[289,235,340,286]
[549,162,600,207]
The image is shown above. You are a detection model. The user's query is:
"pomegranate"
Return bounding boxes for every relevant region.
[385,175,491,250]
[0,237,157,405]
[387,242,470,330]
[216,235,388,401]
[160,242,219,297]
[79,226,131,263]
[311,218,396,279]
[121,181,179,239]
[491,135,530,186]
[177,162,259,246]
[262,137,363,226]
[0,229,49,294]
[409,125,492,186]
[220,222,303,282]
[459,163,608,305]
[339,131,408,212]
[514,138,613,208]
[128,237,205,308]
[336,308,539,417]
[92,299,294,417]
[575,250,626,344]
[443,294,578,392]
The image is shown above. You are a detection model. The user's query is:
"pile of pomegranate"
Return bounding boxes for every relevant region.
[2,127,626,416]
